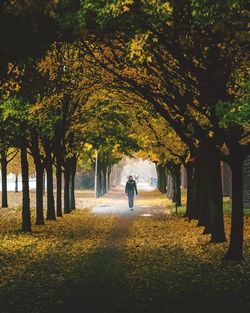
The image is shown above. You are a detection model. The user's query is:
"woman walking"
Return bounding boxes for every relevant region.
[125,175,138,210]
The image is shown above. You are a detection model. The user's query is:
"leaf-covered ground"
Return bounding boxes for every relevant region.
[0,190,250,313]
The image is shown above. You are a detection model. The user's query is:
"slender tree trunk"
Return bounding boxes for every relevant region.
[64,158,71,214]
[21,137,31,232]
[172,164,181,206]
[196,153,209,228]
[70,156,77,211]
[45,150,56,220]
[56,162,63,217]
[107,167,111,192]
[35,164,44,225]
[224,159,244,260]
[1,153,8,208]
[43,173,46,195]
[157,165,167,193]
[97,168,102,197]
[15,173,18,193]
[30,132,45,225]
[102,167,107,195]
[184,163,193,217]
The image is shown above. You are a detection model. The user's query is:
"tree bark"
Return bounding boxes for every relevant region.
[172,164,181,206]
[183,163,193,217]
[224,158,244,260]
[157,164,167,193]
[64,158,71,214]
[35,164,44,225]
[43,173,46,195]
[21,137,31,232]
[56,162,63,217]
[45,148,56,220]
[70,156,77,211]
[194,143,226,242]
[30,133,45,225]
[97,168,103,197]
[102,167,107,195]
[15,173,18,193]
[1,152,8,208]
[207,153,225,242]
[188,164,200,220]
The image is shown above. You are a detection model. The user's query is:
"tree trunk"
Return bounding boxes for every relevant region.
[45,150,56,220]
[15,173,18,193]
[1,152,8,208]
[172,164,181,206]
[35,164,44,225]
[184,163,193,217]
[97,168,102,197]
[207,154,226,243]
[188,164,200,220]
[102,167,107,195]
[21,137,31,232]
[64,158,71,214]
[30,133,45,225]
[70,156,77,211]
[224,159,244,260]
[56,163,63,217]
[157,165,167,193]
[107,170,111,192]
[194,143,226,242]
[43,172,46,195]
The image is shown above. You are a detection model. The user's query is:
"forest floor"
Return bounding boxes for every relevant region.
[0,188,250,313]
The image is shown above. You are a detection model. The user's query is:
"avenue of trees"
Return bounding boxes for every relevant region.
[0,1,249,261]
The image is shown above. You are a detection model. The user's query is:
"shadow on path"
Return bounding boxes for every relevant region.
[58,215,137,313]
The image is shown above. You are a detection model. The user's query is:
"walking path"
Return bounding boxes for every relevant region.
[81,187,171,217]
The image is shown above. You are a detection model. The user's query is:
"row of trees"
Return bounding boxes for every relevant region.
[0,1,249,260]
[0,39,138,230]
[74,0,249,260]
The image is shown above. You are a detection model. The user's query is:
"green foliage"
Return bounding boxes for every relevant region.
[216,80,250,128]
[0,96,30,123]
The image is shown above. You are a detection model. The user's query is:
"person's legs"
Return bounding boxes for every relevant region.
[128,192,134,208]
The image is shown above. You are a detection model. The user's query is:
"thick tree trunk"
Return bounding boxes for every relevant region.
[70,156,77,211]
[56,163,63,217]
[193,144,226,242]
[64,158,71,214]
[21,137,31,232]
[207,154,225,243]
[188,164,200,220]
[45,150,56,220]
[1,153,8,208]
[35,164,44,225]
[224,159,244,260]
[15,174,18,193]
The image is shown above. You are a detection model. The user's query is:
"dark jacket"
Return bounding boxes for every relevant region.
[125,180,138,195]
